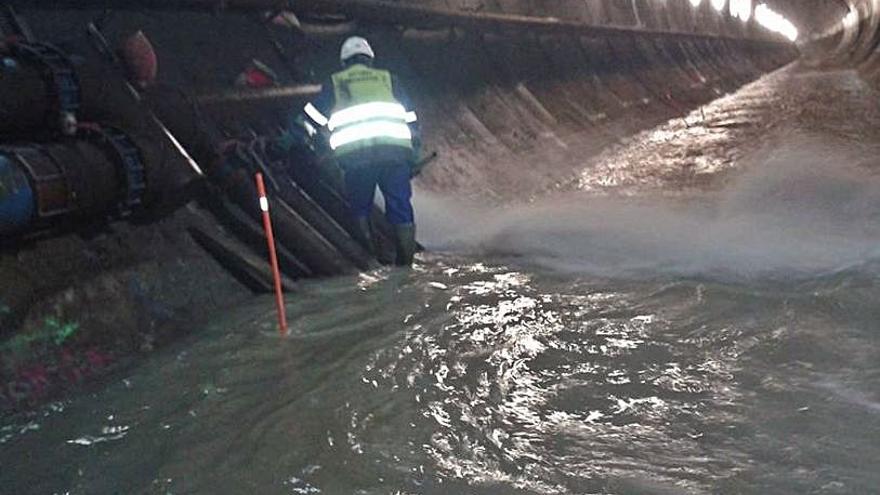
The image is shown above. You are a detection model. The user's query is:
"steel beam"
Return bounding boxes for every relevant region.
[196,84,321,105]
[14,0,792,45]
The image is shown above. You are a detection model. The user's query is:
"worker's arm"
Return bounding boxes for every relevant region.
[302,78,334,130]
[278,79,334,152]
[392,74,421,159]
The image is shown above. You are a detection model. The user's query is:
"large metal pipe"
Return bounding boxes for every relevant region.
[195,85,321,105]
[194,85,322,130]
[0,155,35,234]
[0,130,141,238]
[0,38,201,208]
[0,41,80,137]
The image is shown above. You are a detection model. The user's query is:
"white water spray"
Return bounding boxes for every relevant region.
[416,135,880,280]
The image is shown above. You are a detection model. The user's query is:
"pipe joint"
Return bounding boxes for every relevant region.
[78,125,148,216]
[8,41,81,136]
[0,125,147,238]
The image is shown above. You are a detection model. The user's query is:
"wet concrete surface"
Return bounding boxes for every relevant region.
[571,66,880,195]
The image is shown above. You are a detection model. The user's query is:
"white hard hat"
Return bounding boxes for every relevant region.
[340,36,375,63]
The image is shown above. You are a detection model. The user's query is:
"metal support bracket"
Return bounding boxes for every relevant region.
[80,125,147,215]
[10,41,81,134]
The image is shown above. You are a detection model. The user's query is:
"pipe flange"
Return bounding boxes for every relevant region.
[79,125,147,216]
[10,41,81,135]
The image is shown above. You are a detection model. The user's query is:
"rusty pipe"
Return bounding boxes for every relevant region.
[0,131,142,238]
[195,84,321,105]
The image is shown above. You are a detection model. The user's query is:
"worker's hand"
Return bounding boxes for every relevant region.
[411,151,438,178]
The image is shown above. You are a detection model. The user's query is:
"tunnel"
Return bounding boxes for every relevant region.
[1,1,880,493]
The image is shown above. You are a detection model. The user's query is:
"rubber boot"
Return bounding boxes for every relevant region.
[354,217,375,255]
[394,223,417,266]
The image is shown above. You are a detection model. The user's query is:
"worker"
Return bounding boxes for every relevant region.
[299,36,420,266]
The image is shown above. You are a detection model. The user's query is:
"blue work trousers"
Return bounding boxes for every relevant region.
[343,161,414,225]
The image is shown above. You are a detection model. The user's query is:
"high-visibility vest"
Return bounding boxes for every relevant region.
[325,64,415,159]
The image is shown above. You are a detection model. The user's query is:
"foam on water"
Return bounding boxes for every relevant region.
[416,134,880,280]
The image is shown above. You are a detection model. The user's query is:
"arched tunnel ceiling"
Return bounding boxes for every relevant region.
[767,0,850,37]
[6,0,861,46]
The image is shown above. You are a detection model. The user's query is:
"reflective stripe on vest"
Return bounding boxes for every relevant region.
[329,120,412,150]
[303,102,328,127]
[328,101,408,131]
[328,64,413,156]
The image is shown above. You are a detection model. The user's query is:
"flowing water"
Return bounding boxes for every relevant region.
[2,67,880,494]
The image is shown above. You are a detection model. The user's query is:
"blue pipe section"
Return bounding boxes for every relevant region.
[0,154,35,236]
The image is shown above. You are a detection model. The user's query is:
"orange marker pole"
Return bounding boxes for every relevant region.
[255,172,288,336]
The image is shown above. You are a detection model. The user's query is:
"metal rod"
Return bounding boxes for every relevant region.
[196,84,322,105]
[255,172,288,337]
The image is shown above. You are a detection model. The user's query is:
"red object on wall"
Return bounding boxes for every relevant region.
[242,66,274,88]
[121,30,158,88]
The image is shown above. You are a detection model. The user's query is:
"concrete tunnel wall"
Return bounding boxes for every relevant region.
[289,1,797,199]
[846,0,880,83]
[358,0,776,39]
[382,30,790,198]
[0,1,802,407]
[805,0,880,85]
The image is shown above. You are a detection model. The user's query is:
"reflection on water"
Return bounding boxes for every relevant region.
[2,255,879,494]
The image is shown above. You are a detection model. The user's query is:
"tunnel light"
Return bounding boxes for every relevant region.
[755,4,798,41]
[842,7,859,29]
[711,0,726,12]
[689,0,702,7]
[730,0,752,21]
